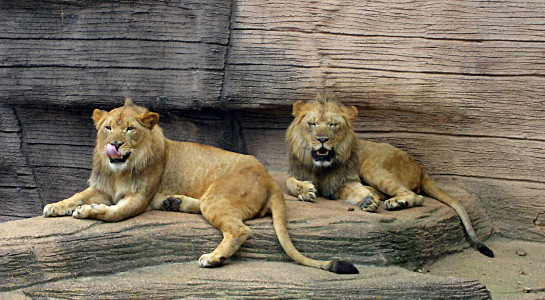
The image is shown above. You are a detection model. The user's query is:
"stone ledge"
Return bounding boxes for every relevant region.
[1,262,491,299]
[0,172,492,292]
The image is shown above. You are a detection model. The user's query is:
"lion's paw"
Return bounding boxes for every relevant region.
[384,198,408,210]
[359,194,380,212]
[72,204,108,219]
[297,181,317,202]
[414,195,425,206]
[198,253,226,268]
[384,194,423,210]
[162,195,201,213]
[162,196,182,211]
[43,203,74,217]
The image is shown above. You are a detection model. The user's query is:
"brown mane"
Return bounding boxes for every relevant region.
[286,94,360,198]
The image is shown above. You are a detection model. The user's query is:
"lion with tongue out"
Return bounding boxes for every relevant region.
[42,98,358,274]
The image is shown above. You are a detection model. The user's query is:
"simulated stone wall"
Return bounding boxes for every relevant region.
[1,0,544,241]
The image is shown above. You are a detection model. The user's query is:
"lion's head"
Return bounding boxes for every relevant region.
[286,92,358,169]
[91,98,162,173]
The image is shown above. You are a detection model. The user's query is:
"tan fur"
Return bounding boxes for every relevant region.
[286,92,493,257]
[43,99,359,272]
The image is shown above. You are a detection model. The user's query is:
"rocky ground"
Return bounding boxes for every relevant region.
[0,173,541,299]
[1,262,491,299]
[3,236,542,299]
[427,236,545,300]
[2,236,543,300]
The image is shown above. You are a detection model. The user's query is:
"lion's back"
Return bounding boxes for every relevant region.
[159,140,266,197]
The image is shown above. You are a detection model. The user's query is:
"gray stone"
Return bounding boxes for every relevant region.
[0,262,491,299]
[0,172,492,297]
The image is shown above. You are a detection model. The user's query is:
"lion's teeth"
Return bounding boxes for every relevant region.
[316,149,329,156]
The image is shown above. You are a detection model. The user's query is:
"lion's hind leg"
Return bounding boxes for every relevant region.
[362,168,424,211]
[383,192,424,210]
[197,192,261,267]
[196,172,268,268]
[336,181,383,212]
[197,213,252,268]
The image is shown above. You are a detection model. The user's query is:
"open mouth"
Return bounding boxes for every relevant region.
[109,152,131,164]
[312,147,335,162]
[105,143,131,164]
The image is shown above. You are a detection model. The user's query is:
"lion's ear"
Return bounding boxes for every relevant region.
[292,100,306,117]
[92,109,108,130]
[344,105,358,125]
[124,97,135,107]
[138,112,159,129]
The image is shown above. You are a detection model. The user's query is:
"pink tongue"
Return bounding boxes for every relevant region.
[105,144,123,159]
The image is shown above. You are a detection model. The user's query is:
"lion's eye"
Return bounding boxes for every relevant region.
[105,125,112,131]
[329,123,338,128]
[308,122,316,128]
[126,126,135,132]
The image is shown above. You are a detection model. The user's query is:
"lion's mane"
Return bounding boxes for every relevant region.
[286,93,361,198]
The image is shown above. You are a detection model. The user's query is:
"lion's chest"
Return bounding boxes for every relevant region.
[312,177,343,199]
[292,164,359,200]
[94,174,140,204]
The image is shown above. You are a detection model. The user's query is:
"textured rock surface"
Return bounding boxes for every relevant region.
[0,262,491,299]
[0,0,230,108]
[0,1,540,297]
[1,0,543,242]
[429,236,545,300]
[0,172,492,295]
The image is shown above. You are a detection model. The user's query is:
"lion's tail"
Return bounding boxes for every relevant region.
[269,185,359,274]
[421,173,494,258]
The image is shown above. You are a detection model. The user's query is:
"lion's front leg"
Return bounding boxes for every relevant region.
[72,193,148,222]
[337,181,383,212]
[43,187,110,217]
[286,176,317,202]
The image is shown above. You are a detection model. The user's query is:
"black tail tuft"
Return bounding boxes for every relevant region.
[476,243,494,258]
[327,260,359,274]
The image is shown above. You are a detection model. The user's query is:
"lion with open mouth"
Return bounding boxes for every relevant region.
[43,98,358,274]
[286,92,494,258]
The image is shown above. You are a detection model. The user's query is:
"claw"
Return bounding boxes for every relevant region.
[298,194,315,202]
[361,206,378,213]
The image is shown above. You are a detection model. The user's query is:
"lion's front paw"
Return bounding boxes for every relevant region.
[198,253,226,268]
[359,194,380,212]
[72,204,108,219]
[297,181,317,202]
[43,203,74,217]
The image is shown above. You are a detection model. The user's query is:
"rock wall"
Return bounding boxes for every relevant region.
[0,0,544,242]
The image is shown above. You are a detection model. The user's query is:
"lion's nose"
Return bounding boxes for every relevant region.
[316,137,330,143]
[110,141,124,149]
